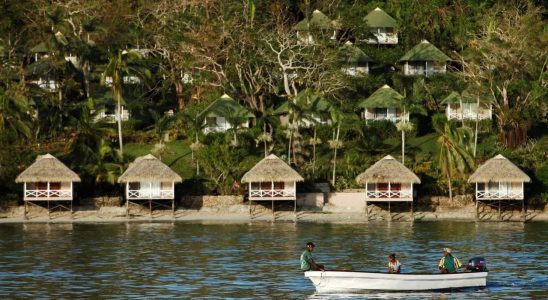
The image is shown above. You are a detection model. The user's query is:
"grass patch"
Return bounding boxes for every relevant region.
[124,140,195,179]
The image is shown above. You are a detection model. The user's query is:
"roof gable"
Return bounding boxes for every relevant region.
[399,40,451,62]
[359,85,404,109]
[364,7,397,28]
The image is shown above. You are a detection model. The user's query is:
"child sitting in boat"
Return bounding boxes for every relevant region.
[387,253,401,273]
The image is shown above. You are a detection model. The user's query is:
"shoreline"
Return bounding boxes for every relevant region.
[1,205,547,224]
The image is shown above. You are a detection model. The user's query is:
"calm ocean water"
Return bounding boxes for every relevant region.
[0,221,546,299]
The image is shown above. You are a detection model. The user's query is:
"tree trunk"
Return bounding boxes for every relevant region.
[331,124,340,186]
[312,127,317,176]
[447,174,453,201]
[175,80,185,111]
[474,96,479,157]
[116,91,124,157]
[195,133,200,175]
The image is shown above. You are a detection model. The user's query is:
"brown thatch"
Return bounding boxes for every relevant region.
[468,154,531,183]
[15,153,81,183]
[241,154,304,183]
[356,155,421,184]
[118,154,182,183]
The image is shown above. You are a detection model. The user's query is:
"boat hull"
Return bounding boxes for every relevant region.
[304,271,488,293]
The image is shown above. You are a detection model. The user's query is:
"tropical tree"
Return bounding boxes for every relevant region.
[101,49,149,157]
[434,115,475,201]
[459,1,547,148]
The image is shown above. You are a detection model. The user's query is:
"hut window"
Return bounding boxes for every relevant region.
[161,182,171,189]
[260,182,272,190]
[391,183,401,191]
[50,182,61,190]
[273,182,284,190]
[375,108,388,119]
[129,182,140,190]
[251,182,260,190]
[377,183,389,191]
[36,182,48,190]
[477,183,485,191]
[488,182,499,192]
[366,183,375,191]
[205,117,217,126]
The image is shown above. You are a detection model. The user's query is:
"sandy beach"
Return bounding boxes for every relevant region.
[0,202,546,224]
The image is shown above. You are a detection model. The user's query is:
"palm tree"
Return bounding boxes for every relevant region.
[255,108,279,157]
[182,113,206,175]
[101,49,149,158]
[0,83,33,143]
[434,115,475,201]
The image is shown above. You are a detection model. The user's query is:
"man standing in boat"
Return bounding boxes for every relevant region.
[300,242,325,271]
[438,248,462,273]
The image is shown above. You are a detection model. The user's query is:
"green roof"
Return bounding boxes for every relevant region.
[399,40,451,62]
[364,7,397,28]
[30,42,50,53]
[293,9,335,31]
[339,41,373,65]
[441,90,487,105]
[200,94,254,119]
[359,85,404,109]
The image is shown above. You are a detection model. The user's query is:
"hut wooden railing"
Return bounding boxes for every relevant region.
[446,105,492,121]
[249,189,296,198]
[366,190,413,200]
[127,189,174,199]
[24,189,72,200]
[404,62,446,76]
[476,190,524,200]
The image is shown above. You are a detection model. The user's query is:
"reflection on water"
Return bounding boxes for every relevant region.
[0,221,546,299]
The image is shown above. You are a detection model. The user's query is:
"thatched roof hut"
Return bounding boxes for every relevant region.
[241,154,304,183]
[364,7,397,28]
[359,85,404,109]
[356,155,420,184]
[293,9,336,31]
[399,40,451,62]
[15,153,81,183]
[468,154,531,183]
[339,41,373,65]
[118,154,182,183]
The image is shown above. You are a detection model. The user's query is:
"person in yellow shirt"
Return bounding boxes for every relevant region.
[438,248,462,273]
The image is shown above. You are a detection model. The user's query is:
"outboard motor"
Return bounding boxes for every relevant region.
[467,257,488,272]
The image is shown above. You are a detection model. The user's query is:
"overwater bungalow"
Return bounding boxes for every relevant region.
[356,155,420,220]
[399,40,451,76]
[442,91,492,121]
[293,9,337,44]
[241,154,304,216]
[200,94,254,134]
[359,85,409,123]
[15,154,81,219]
[364,7,398,44]
[468,154,531,220]
[118,154,182,217]
[339,41,373,76]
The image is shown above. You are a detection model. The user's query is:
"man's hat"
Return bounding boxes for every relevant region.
[443,248,452,253]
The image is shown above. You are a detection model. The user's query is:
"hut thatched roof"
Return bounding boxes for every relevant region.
[356,155,421,184]
[399,40,451,62]
[118,154,183,183]
[468,154,531,183]
[15,154,81,183]
[358,85,404,109]
[339,41,373,65]
[241,154,304,183]
[364,7,397,28]
[293,9,336,31]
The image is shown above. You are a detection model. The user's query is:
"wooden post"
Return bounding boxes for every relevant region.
[521,200,525,223]
[498,200,501,221]
[149,199,152,218]
[272,200,274,222]
[388,201,391,221]
[48,200,50,219]
[24,201,27,220]
[70,200,73,219]
[172,199,175,219]
[475,183,479,221]
[126,199,129,219]
[410,200,414,221]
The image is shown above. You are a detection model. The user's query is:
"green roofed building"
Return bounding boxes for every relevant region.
[339,41,373,76]
[293,9,337,44]
[364,7,398,44]
[199,94,255,134]
[359,85,408,123]
[441,91,492,121]
[399,40,451,76]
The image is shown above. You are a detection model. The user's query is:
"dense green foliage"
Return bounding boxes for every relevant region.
[0,0,546,203]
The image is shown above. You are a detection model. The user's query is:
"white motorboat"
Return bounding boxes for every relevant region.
[304,270,488,293]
